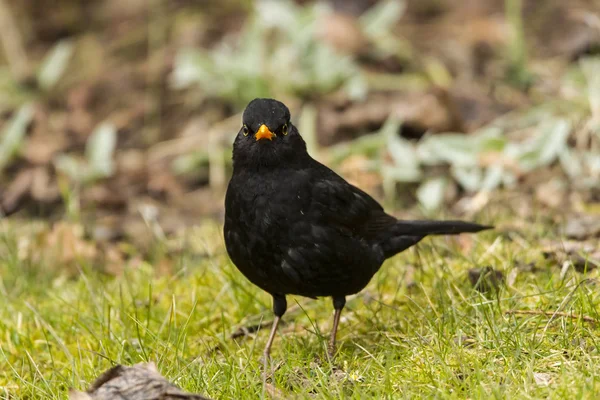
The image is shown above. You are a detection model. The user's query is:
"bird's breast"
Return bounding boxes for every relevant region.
[226,172,306,251]
[225,172,312,294]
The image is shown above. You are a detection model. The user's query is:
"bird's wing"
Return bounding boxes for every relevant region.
[274,163,397,296]
[308,164,397,239]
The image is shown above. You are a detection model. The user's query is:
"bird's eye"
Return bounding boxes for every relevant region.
[282,124,288,136]
[242,125,249,136]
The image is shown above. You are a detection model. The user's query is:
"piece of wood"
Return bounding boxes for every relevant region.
[69,362,211,400]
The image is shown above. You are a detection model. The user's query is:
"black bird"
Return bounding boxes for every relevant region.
[224,98,491,361]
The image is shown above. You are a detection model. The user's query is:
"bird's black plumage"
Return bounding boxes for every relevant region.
[224,98,492,360]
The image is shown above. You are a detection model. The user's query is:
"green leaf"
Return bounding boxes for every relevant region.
[480,165,504,191]
[86,122,117,179]
[579,57,600,118]
[452,166,482,192]
[171,152,209,176]
[360,0,406,38]
[170,50,209,89]
[256,0,300,30]
[417,134,478,167]
[0,103,34,171]
[37,40,75,90]
[417,177,447,211]
[329,133,386,165]
[378,117,422,180]
[54,154,88,182]
[558,148,583,178]
[382,164,422,183]
[501,170,517,188]
[388,135,419,169]
[584,152,600,175]
[536,119,571,166]
[516,118,571,172]
[344,74,368,100]
[171,0,363,103]
[474,128,507,152]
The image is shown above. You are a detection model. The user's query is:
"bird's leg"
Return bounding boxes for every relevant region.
[328,296,346,359]
[263,295,287,379]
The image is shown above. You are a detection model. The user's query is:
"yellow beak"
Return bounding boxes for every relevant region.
[255,124,274,141]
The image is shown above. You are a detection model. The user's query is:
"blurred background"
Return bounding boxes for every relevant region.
[0,0,599,271]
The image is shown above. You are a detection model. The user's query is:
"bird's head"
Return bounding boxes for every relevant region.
[232,98,308,169]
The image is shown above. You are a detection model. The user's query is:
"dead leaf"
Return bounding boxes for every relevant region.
[468,266,504,293]
[69,362,211,399]
[564,214,600,240]
[338,154,382,195]
[82,184,127,210]
[542,239,600,272]
[316,12,369,56]
[24,123,69,165]
[454,335,477,348]
[1,169,34,214]
[535,179,566,209]
[30,166,60,202]
[98,243,127,276]
[45,222,97,264]
[91,215,125,242]
[506,268,518,287]
[318,90,464,146]
[533,372,552,386]
[147,170,185,199]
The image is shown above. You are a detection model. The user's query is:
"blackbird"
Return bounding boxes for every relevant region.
[224,98,492,361]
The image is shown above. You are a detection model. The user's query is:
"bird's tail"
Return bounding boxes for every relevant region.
[380,220,493,259]
[391,220,493,236]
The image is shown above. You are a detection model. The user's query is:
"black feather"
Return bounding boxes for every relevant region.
[224,98,494,355]
[390,220,493,236]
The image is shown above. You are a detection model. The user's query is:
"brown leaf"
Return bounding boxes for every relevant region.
[82,184,127,210]
[316,13,369,56]
[45,222,97,265]
[98,243,127,276]
[318,90,464,146]
[30,166,60,202]
[535,179,566,209]
[338,154,382,195]
[1,169,34,214]
[533,372,553,387]
[147,171,185,199]
[541,239,600,273]
[454,335,477,348]
[564,214,600,240]
[468,266,504,293]
[24,129,68,165]
[91,215,125,242]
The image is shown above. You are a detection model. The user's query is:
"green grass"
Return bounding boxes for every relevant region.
[1,217,599,399]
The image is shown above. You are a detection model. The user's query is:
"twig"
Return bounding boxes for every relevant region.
[505,309,598,324]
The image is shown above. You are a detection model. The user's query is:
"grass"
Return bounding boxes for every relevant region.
[0,216,599,399]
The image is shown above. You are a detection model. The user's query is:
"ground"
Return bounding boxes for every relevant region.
[1,0,600,398]
[2,214,599,398]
